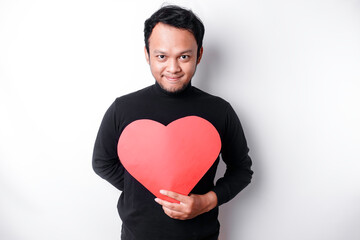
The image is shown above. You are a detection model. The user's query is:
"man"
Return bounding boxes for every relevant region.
[93,5,253,240]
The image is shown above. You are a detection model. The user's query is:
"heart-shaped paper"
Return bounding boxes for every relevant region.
[117,116,221,203]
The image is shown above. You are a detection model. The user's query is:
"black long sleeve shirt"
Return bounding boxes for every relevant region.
[92,82,253,240]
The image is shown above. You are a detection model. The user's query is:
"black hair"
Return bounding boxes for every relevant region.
[144,5,205,58]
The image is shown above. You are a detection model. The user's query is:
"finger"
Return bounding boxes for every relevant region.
[154,198,184,212]
[159,190,189,203]
[162,206,186,220]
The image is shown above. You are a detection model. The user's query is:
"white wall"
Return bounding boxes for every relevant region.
[1,0,359,239]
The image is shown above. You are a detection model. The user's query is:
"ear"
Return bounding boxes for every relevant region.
[197,47,203,64]
[144,46,150,64]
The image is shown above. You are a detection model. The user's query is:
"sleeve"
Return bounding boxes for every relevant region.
[92,100,125,191]
[212,103,253,206]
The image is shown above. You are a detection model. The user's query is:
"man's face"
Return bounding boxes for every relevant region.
[145,23,203,93]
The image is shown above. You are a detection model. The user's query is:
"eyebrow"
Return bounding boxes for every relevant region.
[153,49,194,55]
[179,50,194,55]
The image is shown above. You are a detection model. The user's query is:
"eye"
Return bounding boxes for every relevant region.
[157,55,165,60]
[180,55,190,60]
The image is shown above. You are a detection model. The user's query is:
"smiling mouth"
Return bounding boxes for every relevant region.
[164,75,183,82]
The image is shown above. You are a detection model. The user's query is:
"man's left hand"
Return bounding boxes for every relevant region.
[154,190,218,220]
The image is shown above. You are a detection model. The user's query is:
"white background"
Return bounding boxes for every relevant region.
[1,0,360,239]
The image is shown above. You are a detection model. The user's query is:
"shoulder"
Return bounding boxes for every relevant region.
[115,85,153,104]
[192,87,244,126]
[112,85,156,112]
[191,86,232,109]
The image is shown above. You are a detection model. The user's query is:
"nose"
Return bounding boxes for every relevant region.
[167,58,181,73]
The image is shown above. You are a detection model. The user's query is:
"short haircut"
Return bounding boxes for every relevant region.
[144,5,205,58]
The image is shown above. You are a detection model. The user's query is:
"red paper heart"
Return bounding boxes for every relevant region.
[117,116,221,203]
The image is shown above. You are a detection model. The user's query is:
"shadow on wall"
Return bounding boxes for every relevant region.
[196,42,260,239]
[195,42,223,91]
[217,154,259,239]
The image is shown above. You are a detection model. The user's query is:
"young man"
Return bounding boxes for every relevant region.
[93,5,253,240]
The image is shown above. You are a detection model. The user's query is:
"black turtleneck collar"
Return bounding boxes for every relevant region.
[152,81,193,98]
